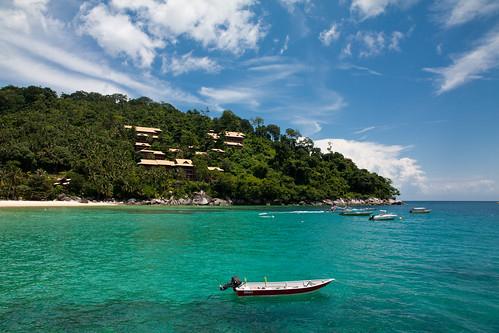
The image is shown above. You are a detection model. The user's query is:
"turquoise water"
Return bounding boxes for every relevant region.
[1,202,498,332]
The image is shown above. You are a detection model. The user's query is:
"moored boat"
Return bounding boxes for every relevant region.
[220,276,334,296]
[410,207,431,214]
[369,210,400,221]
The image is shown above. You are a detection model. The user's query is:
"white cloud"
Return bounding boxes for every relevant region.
[0,43,126,95]
[433,0,499,28]
[278,0,311,13]
[198,57,346,136]
[0,0,62,35]
[428,178,495,193]
[162,52,221,76]
[0,0,200,104]
[315,138,427,192]
[79,4,164,68]
[342,30,407,58]
[424,28,499,94]
[291,117,322,136]
[108,0,265,55]
[354,126,376,134]
[341,42,353,58]
[350,0,418,20]
[337,63,382,76]
[436,43,443,55]
[418,177,497,200]
[199,86,260,109]
[389,31,404,51]
[356,31,386,57]
[319,23,341,46]
[280,35,290,55]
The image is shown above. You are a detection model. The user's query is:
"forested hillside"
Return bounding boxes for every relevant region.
[0,86,399,203]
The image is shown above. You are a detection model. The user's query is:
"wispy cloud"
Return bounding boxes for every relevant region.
[315,138,427,193]
[432,0,499,28]
[278,0,311,13]
[354,126,376,134]
[319,23,341,46]
[342,30,406,58]
[389,31,405,51]
[0,44,126,95]
[350,0,419,20]
[199,86,260,109]
[337,63,382,76]
[162,52,221,76]
[291,117,323,136]
[198,57,306,110]
[428,178,495,193]
[0,0,200,104]
[280,35,290,55]
[198,56,346,135]
[419,177,496,200]
[436,43,443,55]
[424,28,499,94]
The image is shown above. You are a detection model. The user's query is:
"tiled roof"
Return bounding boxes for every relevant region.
[207,167,224,172]
[175,159,194,166]
[125,125,162,133]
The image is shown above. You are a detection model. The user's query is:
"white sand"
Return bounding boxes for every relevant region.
[0,200,120,208]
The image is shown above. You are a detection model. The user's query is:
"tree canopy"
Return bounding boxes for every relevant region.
[0,86,399,203]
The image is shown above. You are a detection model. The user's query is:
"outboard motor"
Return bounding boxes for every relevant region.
[220,276,242,291]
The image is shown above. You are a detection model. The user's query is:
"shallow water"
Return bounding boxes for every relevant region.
[1,202,498,332]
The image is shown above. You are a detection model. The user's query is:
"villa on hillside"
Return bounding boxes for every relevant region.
[207,130,245,148]
[138,159,175,167]
[127,125,224,180]
[124,125,162,140]
[137,157,195,180]
[125,125,162,151]
[173,159,194,179]
[137,149,166,160]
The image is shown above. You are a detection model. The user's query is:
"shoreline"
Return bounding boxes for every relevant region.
[0,200,119,208]
[0,196,403,208]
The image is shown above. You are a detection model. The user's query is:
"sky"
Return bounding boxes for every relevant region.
[0,0,498,200]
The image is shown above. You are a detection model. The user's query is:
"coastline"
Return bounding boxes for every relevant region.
[0,195,402,208]
[0,200,119,208]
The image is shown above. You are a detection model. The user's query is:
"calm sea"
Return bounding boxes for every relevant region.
[0,202,498,332]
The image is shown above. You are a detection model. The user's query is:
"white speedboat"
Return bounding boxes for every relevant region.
[410,207,431,214]
[369,210,400,221]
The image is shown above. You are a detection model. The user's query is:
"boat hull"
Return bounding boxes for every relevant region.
[235,279,333,297]
[370,214,399,221]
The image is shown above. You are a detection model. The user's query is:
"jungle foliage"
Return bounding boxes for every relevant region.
[0,86,399,202]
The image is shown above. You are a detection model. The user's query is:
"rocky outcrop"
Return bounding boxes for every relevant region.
[84,194,402,207]
[325,197,403,206]
[192,191,210,205]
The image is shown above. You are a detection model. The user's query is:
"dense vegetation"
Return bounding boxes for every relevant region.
[0,86,399,203]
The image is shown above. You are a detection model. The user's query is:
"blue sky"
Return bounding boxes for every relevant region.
[1,0,498,200]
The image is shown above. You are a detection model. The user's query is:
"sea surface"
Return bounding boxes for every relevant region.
[0,202,498,332]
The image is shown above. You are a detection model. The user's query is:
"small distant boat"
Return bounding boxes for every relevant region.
[369,210,400,221]
[339,208,374,216]
[410,207,431,214]
[220,276,334,296]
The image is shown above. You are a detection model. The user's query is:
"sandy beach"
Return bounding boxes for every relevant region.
[0,200,119,208]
